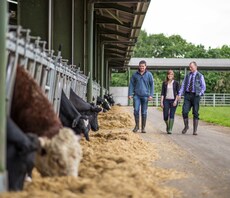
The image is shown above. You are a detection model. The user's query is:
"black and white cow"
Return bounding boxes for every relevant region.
[59,90,91,141]
[104,93,115,106]
[7,117,40,191]
[96,96,111,112]
[69,88,102,131]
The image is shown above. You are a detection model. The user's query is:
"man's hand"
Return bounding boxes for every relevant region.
[173,101,177,107]
[148,96,153,101]
[128,96,132,100]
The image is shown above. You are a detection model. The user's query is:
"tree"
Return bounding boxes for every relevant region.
[112,30,230,93]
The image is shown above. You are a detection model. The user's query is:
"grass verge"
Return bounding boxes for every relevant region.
[175,106,230,127]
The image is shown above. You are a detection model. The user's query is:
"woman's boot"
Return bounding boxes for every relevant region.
[164,120,169,133]
[168,119,174,134]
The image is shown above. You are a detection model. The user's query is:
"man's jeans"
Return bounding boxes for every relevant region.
[133,95,148,117]
[182,92,201,119]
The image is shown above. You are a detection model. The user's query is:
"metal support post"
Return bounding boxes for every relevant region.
[87,2,94,102]
[100,43,104,97]
[0,0,8,192]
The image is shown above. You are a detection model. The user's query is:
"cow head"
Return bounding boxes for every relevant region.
[104,94,115,106]
[80,108,101,132]
[72,115,91,141]
[97,96,111,111]
[36,128,82,177]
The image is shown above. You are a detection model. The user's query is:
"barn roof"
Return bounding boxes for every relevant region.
[128,58,230,70]
[94,0,151,70]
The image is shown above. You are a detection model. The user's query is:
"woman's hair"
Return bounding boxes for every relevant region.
[165,69,174,84]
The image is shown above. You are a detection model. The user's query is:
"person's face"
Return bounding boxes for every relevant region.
[168,73,174,80]
[189,63,197,73]
[139,63,146,72]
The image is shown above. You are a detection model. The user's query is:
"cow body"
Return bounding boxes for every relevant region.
[70,88,102,131]
[59,90,90,140]
[11,66,62,138]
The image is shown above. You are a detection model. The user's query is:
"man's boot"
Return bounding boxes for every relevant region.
[193,119,198,135]
[141,115,147,133]
[182,118,189,134]
[132,115,139,132]
[164,120,169,133]
[168,119,174,134]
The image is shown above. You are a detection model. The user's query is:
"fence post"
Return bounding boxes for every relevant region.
[203,94,205,106]
[213,93,215,107]
[156,93,158,107]
[224,93,225,105]
[128,67,131,106]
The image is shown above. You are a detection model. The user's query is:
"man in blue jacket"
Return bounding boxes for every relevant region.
[128,60,154,133]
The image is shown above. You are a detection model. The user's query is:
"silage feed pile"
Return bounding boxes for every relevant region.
[1,106,184,198]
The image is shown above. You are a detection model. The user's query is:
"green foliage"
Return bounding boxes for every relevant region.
[112,30,230,93]
[110,72,129,87]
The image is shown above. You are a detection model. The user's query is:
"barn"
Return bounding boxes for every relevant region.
[0,0,151,192]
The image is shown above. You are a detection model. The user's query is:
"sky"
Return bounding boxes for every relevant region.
[141,0,230,49]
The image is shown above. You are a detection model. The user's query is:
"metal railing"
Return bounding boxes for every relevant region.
[6,25,103,114]
[92,80,101,101]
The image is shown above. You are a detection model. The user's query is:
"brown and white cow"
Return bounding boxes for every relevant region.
[8,66,83,187]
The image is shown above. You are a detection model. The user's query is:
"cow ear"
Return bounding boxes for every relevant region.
[72,115,81,127]
[38,137,48,156]
[38,137,46,147]
[26,133,40,151]
[72,119,77,128]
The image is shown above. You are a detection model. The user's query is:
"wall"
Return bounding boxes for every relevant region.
[110,87,128,106]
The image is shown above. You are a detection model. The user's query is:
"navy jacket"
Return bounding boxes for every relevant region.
[161,80,180,100]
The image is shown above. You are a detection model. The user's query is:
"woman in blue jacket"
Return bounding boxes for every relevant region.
[160,70,180,134]
[128,60,154,133]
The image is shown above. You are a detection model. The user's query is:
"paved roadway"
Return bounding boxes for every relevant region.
[127,106,230,198]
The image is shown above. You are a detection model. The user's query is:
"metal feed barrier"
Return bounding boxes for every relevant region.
[1,24,104,192]
[93,80,101,102]
[6,25,102,115]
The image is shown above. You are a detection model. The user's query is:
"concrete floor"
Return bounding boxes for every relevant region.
[127,106,230,198]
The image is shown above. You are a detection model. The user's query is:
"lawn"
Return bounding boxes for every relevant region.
[175,106,230,127]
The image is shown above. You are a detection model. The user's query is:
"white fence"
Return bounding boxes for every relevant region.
[126,92,230,107]
[152,93,230,107]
